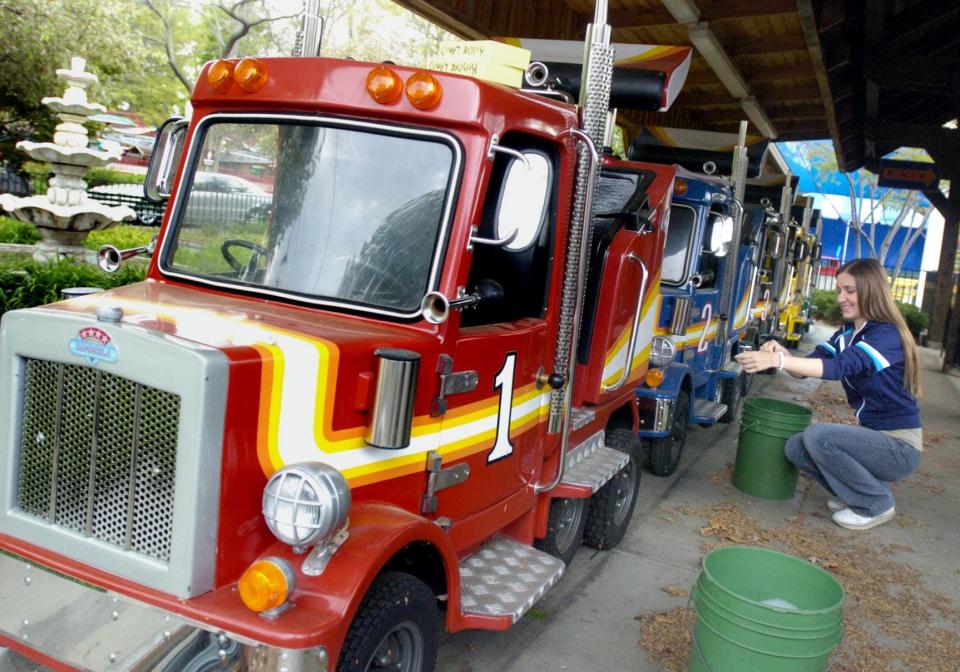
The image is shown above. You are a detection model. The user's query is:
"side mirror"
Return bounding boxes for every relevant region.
[705,213,734,257]
[811,242,822,262]
[493,151,551,252]
[144,117,188,203]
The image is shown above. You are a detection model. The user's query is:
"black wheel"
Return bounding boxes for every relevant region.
[584,429,642,550]
[647,390,689,477]
[337,572,439,672]
[719,376,742,423]
[138,210,159,226]
[535,496,587,565]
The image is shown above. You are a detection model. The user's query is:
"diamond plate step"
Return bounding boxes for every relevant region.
[561,431,629,493]
[459,536,565,623]
[693,399,728,423]
[569,406,596,432]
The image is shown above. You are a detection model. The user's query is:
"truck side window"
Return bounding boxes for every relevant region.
[662,204,696,285]
[462,139,557,326]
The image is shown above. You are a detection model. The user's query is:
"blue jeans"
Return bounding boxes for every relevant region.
[785,423,921,516]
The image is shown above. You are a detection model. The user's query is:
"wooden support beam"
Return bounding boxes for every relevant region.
[928,184,960,345]
[866,55,960,94]
[609,0,796,28]
[796,0,848,169]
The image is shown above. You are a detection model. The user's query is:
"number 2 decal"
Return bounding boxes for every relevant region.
[488,353,516,463]
[697,303,713,353]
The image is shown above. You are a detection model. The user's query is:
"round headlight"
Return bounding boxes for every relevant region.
[262,463,350,547]
[650,336,676,368]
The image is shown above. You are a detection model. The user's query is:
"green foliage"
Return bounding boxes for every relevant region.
[0,217,40,244]
[84,225,159,251]
[0,0,144,166]
[86,168,145,187]
[0,259,144,316]
[896,302,929,339]
[811,290,842,324]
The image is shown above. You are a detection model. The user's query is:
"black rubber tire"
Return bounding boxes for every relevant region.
[584,429,642,550]
[535,496,587,566]
[719,376,742,423]
[337,572,439,672]
[647,390,689,477]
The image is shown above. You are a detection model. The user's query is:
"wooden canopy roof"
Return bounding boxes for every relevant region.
[393,0,832,142]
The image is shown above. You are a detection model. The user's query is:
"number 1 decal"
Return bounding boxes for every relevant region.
[488,353,516,463]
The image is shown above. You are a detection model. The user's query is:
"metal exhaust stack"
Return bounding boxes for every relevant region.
[366,349,419,449]
[716,121,749,358]
[538,0,614,493]
[771,175,794,321]
[295,0,324,58]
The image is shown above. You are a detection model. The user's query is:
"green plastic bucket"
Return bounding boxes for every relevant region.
[688,546,844,672]
[732,398,812,500]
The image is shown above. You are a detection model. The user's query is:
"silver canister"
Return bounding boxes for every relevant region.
[366,348,420,449]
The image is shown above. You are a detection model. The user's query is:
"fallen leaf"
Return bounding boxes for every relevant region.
[662,585,689,598]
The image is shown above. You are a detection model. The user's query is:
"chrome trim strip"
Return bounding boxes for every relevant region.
[83,371,104,536]
[46,363,66,522]
[653,398,674,433]
[156,112,464,321]
[602,253,648,393]
[124,384,143,547]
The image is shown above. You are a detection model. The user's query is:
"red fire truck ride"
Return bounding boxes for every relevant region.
[0,6,702,672]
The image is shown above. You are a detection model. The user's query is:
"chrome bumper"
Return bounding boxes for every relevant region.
[0,552,327,671]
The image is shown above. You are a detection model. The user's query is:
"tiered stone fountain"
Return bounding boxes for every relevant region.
[0,57,135,260]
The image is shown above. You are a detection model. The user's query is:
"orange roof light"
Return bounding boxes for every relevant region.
[207,60,235,93]
[366,66,403,104]
[645,368,665,388]
[405,71,442,110]
[238,558,293,613]
[234,58,269,93]
[674,178,688,196]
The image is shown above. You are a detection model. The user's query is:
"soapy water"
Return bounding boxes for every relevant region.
[761,597,800,610]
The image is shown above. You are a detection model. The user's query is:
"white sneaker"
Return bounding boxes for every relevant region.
[831,506,895,530]
[826,498,846,512]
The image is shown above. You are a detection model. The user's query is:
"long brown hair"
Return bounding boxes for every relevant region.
[838,258,922,397]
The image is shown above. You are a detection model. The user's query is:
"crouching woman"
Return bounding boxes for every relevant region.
[736,258,922,530]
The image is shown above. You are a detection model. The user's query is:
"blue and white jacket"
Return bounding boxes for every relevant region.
[807,322,921,430]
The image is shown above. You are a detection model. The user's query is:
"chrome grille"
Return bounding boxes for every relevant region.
[17,358,181,562]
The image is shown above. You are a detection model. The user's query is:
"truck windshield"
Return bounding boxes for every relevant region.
[161,118,457,314]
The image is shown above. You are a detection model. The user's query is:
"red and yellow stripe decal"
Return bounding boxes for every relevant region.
[72,296,551,487]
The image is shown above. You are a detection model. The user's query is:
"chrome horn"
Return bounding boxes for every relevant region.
[97,238,156,273]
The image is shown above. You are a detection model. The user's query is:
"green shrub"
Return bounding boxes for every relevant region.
[896,302,929,339]
[86,167,145,187]
[0,259,145,317]
[0,217,41,245]
[84,225,158,251]
[811,289,842,323]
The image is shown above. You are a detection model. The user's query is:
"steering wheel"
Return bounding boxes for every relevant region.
[221,239,268,279]
[340,259,409,305]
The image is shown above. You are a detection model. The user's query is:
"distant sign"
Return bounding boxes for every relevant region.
[877,159,941,190]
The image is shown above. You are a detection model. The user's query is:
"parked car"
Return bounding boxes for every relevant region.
[180,171,273,226]
[88,182,164,225]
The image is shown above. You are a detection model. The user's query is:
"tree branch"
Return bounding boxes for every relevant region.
[141,0,193,94]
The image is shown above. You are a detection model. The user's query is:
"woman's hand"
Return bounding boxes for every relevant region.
[761,340,786,354]
[735,349,780,374]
